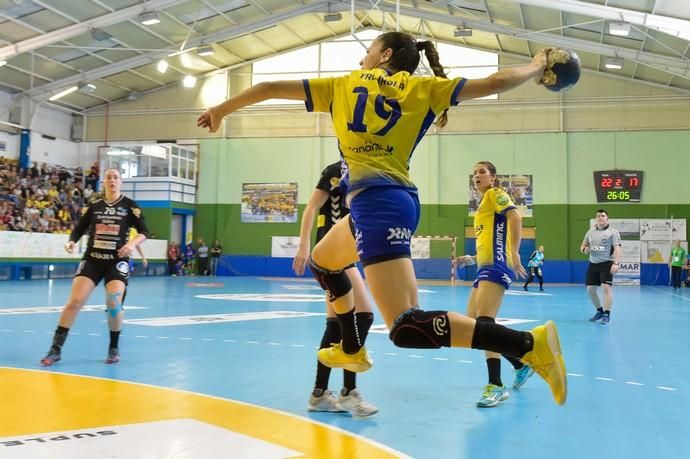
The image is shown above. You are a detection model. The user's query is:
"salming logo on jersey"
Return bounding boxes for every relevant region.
[474,188,517,269]
[303,69,466,193]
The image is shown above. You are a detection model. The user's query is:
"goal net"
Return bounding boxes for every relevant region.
[411,236,457,281]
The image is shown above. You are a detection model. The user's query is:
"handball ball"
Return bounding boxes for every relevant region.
[541,49,581,92]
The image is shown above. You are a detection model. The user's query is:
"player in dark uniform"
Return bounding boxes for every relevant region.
[40,168,148,366]
[293,161,378,417]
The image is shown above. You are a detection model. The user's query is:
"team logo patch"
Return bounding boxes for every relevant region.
[116,261,129,275]
[76,261,85,275]
[496,194,509,206]
[329,177,340,188]
[132,208,141,218]
[432,316,448,336]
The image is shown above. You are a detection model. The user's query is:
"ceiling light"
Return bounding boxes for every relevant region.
[127,91,141,101]
[454,26,473,37]
[608,21,631,36]
[48,86,78,101]
[197,45,215,57]
[90,28,112,41]
[139,11,160,26]
[323,12,342,22]
[0,59,7,67]
[182,75,197,88]
[78,83,96,94]
[605,57,624,69]
[156,59,168,73]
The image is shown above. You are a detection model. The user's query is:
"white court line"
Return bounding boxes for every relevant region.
[88,333,101,336]
[246,341,259,344]
[202,338,215,342]
[626,381,645,386]
[595,377,614,381]
[408,355,423,359]
[268,342,282,346]
[657,386,677,391]
[134,335,147,338]
[384,352,398,356]
[156,337,169,340]
[458,360,473,364]
[223,339,237,343]
[23,330,35,333]
[290,344,304,347]
[433,357,448,361]
[177,337,192,341]
[568,373,583,377]
[1,329,13,332]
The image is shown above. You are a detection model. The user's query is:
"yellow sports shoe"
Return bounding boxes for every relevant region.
[520,320,567,405]
[317,342,373,373]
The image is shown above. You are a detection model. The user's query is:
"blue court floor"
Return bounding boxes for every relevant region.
[1,276,689,458]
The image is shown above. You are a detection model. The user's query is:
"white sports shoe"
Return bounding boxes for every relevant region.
[308,390,345,412]
[338,389,379,417]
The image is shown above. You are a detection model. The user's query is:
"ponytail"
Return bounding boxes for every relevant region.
[416,41,449,128]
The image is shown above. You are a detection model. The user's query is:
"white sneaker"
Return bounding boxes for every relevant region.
[308,390,345,412]
[338,389,379,417]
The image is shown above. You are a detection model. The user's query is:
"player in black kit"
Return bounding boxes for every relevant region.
[293,161,378,417]
[40,168,148,366]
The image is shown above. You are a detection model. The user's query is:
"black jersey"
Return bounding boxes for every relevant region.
[70,196,148,260]
[315,161,349,241]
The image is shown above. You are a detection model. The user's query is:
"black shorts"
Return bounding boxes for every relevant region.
[586,261,613,286]
[75,256,130,286]
[529,266,542,276]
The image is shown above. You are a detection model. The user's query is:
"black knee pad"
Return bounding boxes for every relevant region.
[309,257,352,302]
[389,308,451,349]
[476,316,495,324]
[319,318,341,349]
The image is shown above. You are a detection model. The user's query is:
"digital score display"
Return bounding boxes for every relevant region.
[593,170,643,202]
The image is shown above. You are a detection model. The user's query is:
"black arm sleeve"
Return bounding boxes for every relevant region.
[69,206,92,243]
[130,202,149,237]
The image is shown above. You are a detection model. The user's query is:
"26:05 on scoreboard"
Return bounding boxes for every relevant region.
[593,170,643,203]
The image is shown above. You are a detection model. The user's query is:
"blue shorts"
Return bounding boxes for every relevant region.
[473,265,514,290]
[349,186,420,266]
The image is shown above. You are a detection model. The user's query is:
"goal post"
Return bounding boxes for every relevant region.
[411,235,458,281]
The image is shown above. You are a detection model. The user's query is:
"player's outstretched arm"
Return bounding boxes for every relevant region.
[458,48,549,101]
[197,80,307,133]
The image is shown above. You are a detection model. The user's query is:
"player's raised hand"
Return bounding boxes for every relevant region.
[197,107,221,133]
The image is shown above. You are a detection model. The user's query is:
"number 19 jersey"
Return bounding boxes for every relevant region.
[304,69,465,193]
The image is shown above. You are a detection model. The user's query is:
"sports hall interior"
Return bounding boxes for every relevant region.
[1,1,690,458]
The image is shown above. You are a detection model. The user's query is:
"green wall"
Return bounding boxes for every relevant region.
[195,131,690,258]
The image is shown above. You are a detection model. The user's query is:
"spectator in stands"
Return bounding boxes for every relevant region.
[183,242,196,275]
[167,242,181,276]
[210,240,222,276]
[197,239,209,275]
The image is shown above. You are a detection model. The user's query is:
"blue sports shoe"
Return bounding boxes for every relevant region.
[513,365,535,389]
[477,384,510,408]
[589,310,604,322]
[600,314,610,325]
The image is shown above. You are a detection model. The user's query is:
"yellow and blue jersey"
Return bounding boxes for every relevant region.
[474,187,517,269]
[303,69,466,192]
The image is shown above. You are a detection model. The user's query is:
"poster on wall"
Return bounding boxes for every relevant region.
[588,219,640,238]
[613,240,640,285]
[0,139,6,152]
[642,240,689,263]
[241,183,298,223]
[639,219,687,241]
[469,174,533,217]
[411,237,430,259]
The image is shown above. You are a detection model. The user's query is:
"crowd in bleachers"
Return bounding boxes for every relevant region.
[0,156,100,233]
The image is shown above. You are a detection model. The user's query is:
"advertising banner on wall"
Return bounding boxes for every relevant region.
[642,240,689,263]
[271,236,300,258]
[0,232,167,259]
[639,219,673,241]
[614,240,641,285]
[241,183,298,223]
[587,219,640,238]
[411,237,430,259]
[469,174,532,217]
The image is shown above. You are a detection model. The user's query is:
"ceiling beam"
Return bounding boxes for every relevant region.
[350,1,690,76]
[0,0,188,61]
[505,0,690,42]
[25,1,332,103]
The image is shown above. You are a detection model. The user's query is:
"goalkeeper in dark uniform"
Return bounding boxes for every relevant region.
[293,161,378,417]
[40,168,148,366]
